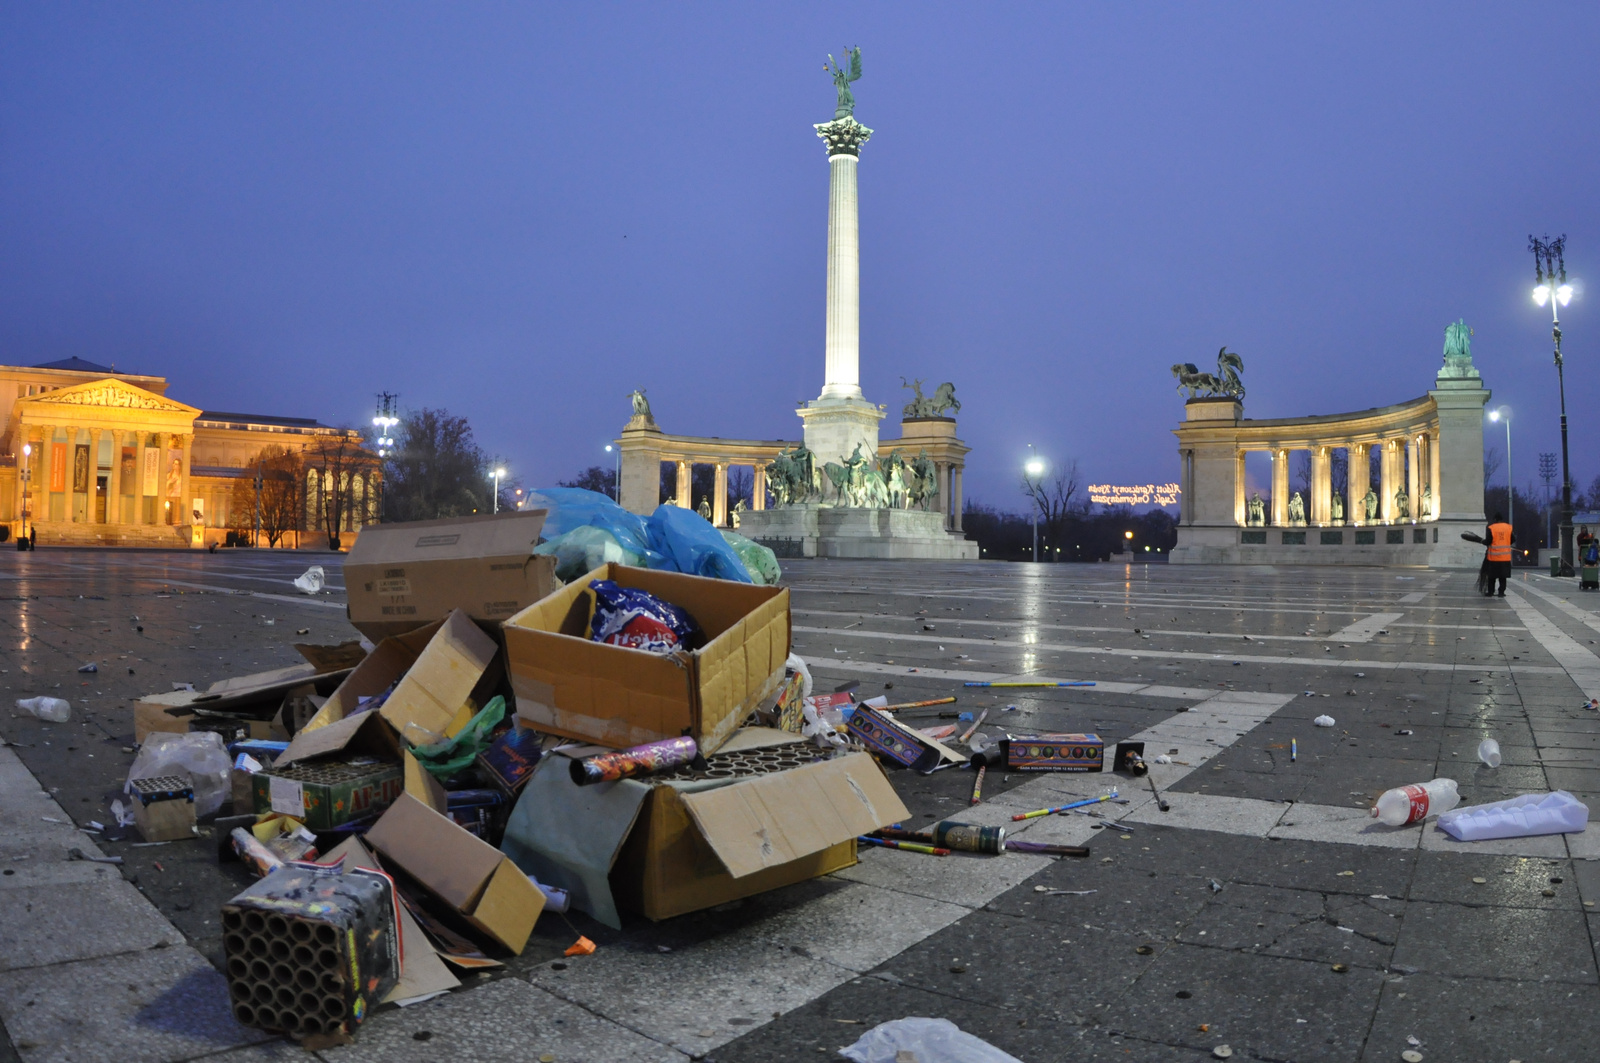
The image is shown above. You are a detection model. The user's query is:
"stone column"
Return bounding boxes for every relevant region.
[1406,438,1420,521]
[675,460,691,509]
[1311,447,1330,525]
[1429,432,1441,519]
[178,434,193,525]
[1233,451,1246,526]
[712,463,728,527]
[950,465,964,532]
[87,429,102,523]
[752,464,767,511]
[1379,440,1395,522]
[1271,448,1288,525]
[107,431,123,524]
[31,425,50,527]
[1347,444,1367,524]
[134,432,149,525]
[814,117,872,401]
[62,426,80,522]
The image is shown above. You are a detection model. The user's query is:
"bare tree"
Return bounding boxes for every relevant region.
[1021,459,1085,561]
[230,446,304,548]
[310,430,373,551]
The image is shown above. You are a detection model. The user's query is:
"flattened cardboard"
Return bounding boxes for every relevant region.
[678,754,907,878]
[275,710,402,768]
[366,792,544,954]
[503,563,790,752]
[134,660,354,741]
[306,619,446,732]
[379,610,500,746]
[344,511,556,641]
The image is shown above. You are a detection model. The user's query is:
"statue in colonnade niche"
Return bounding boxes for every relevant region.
[732,499,745,527]
[1420,485,1432,519]
[1247,493,1265,526]
[1394,487,1410,521]
[1288,492,1306,526]
[697,497,712,521]
[1363,488,1380,522]
[1331,492,1345,524]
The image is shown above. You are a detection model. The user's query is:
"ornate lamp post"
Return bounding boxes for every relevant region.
[491,467,505,514]
[1539,451,1557,552]
[1529,235,1575,575]
[1024,450,1045,563]
[605,444,620,502]
[19,443,31,550]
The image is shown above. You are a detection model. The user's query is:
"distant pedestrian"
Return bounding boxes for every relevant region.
[1482,511,1514,597]
[1580,525,1598,591]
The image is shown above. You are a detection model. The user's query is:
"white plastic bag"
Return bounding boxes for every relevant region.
[840,1017,1023,1063]
[1313,715,1335,727]
[126,731,232,818]
[786,653,814,699]
[1436,791,1589,841]
[292,566,326,595]
[16,696,71,723]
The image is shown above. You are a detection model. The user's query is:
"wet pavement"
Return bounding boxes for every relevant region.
[2,549,1598,1062]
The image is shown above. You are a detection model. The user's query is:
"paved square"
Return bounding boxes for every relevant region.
[2,550,1599,1061]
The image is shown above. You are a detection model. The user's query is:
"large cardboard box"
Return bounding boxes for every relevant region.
[365,792,544,955]
[500,735,908,926]
[502,563,790,752]
[343,511,557,641]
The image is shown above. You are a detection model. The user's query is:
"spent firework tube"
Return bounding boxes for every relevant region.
[931,820,1006,854]
[570,736,699,786]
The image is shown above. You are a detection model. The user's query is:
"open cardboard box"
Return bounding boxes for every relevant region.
[344,510,558,641]
[366,792,544,955]
[302,611,500,748]
[133,648,361,743]
[500,730,908,927]
[502,563,790,752]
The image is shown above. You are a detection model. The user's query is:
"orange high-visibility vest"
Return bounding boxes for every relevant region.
[1487,523,1513,562]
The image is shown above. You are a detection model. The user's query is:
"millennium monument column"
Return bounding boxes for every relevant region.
[797,47,885,466]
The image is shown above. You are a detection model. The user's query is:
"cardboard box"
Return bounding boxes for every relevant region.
[1002,732,1104,772]
[500,736,908,926]
[133,654,357,743]
[301,611,499,748]
[365,792,544,955]
[129,775,197,842]
[343,511,558,641]
[503,563,790,752]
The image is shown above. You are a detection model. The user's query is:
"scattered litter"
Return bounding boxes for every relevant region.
[839,1016,1023,1063]
[1436,791,1589,841]
[1313,715,1335,727]
[564,936,597,957]
[1372,778,1459,826]
[1208,878,1223,893]
[1477,738,1501,768]
[109,800,136,828]
[1032,887,1096,896]
[77,663,98,673]
[1402,1052,1424,1063]
[1153,754,1172,765]
[1212,1046,1233,1059]
[16,696,71,723]
[126,731,231,818]
[66,848,122,865]
[292,566,326,595]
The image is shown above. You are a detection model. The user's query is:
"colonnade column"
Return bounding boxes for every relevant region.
[1406,438,1419,520]
[712,463,728,527]
[1271,448,1289,525]
[1429,432,1441,520]
[950,466,963,531]
[1232,450,1245,526]
[752,464,766,511]
[675,460,691,509]
[1311,447,1330,524]
[1349,443,1369,524]
[1379,441,1395,522]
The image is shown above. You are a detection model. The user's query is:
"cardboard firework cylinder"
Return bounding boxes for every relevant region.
[1001,733,1104,772]
[221,864,401,1038]
[253,760,404,832]
[129,775,197,842]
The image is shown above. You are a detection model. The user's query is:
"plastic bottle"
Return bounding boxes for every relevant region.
[15,696,71,723]
[1371,778,1459,826]
[1477,738,1502,768]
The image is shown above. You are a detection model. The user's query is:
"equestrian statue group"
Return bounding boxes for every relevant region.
[766,443,941,511]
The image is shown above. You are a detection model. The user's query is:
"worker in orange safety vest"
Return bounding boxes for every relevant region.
[1484,511,1514,597]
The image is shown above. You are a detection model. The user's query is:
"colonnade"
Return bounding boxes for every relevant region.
[1232,430,1439,527]
[15,424,192,529]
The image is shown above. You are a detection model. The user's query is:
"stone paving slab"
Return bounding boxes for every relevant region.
[0,877,181,972]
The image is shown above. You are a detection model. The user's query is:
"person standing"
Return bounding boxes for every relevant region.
[1484,511,1514,597]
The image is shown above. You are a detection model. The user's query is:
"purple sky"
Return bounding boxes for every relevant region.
[4,5,1597,511]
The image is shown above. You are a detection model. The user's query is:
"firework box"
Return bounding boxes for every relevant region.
[502,563,790,753]
[500,730,909,927]
[846,705,966,772]
[476,723,544,795]
[257,710,406,830]
[1002,732,1105,773]
[343,510,557,641]
[221,861,401,1038]
[365,791,545,954]
[129,775,196,842]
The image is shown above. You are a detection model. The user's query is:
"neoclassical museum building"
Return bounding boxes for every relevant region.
[0,357,380,548]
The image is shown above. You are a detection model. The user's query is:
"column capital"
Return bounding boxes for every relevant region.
[814,117,873,157]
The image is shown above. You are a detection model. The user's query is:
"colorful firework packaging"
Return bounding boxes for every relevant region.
[1001,733,1105,772]
[930,820,1006,854]
[845,704,944,772]
[569,735,700,786]
[587,579,701,654]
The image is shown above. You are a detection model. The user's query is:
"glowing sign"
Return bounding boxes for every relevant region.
[1088,482,1181,506]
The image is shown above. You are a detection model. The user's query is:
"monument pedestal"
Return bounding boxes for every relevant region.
[797,396,884,469]
[738,504,978,560]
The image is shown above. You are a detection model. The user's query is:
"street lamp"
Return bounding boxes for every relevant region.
[1530,235,1576,574]
[1124,529,1134,555]
[1024,449,1045,563]
[605,443,620,502]
[18,443,31,550]
[371,393,399,458]
[491,467,505,514]
[1488,406,1512,534]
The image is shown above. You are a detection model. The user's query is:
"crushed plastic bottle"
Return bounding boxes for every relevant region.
[292,565,326,595]
[1477,738,1501,768]
[16,696,71,723]
[1371,778,1459,826]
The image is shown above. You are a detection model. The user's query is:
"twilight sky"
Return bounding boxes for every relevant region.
[3,4,1598,512]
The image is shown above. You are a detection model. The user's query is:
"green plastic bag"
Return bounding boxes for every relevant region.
[720,530,782,585]
[412,695,506,779]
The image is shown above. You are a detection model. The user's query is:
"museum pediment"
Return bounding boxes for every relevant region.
[23,378,199,416]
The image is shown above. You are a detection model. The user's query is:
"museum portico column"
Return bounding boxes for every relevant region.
[87,428,102,523]
[37,425,54,524]
[134,432,150,525]
[712,462,728,527]
[63,426,80,523]
[107,430,123,524]
[1271,448,1288,525]
[178,434,193,525]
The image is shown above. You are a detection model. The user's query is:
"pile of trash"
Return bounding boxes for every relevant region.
[109,505,882,1045]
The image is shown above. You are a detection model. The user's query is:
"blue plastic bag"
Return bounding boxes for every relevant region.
[522,488,661,568]
[646,505,752,583]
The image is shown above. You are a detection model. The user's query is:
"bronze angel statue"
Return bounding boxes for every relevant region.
[826,47,862,119]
